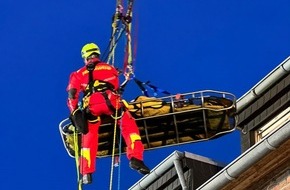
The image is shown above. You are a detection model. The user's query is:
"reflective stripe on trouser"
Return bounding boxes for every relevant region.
[120,111,144,161]
[79,121,99,175]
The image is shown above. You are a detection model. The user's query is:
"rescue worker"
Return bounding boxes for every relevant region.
[67,43,150,184]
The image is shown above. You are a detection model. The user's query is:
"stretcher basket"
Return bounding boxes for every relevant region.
[59,90,237,158]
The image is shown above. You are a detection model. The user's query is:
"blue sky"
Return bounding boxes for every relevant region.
[1,0,290,189]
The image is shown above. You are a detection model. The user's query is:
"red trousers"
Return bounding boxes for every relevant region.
[79,91,144,174]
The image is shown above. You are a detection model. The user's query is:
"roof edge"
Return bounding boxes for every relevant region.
[237,56,290,112]
[196,120,290,190]
[129,151,226,190]
[129,150,184,190]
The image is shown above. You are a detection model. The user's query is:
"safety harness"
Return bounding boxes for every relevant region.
[83,62,124,120]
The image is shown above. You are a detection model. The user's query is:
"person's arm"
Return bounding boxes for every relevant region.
[66,72,81,113]
[66,71,88,134]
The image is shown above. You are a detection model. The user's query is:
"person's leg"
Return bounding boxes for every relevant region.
[118,111,143,160]
[79,92,110,184]
[118,111,150,175]
[79,121,100,175]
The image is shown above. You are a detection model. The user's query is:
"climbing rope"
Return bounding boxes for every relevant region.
[109,96,121,190]
[123,0,134,80]
[73,129,82,190]
[102,0,135,79]
[107,5,122,66]
[107,1,136,188]
[104,1,124,65]
[99,1,136,189]
[117,125,123,190]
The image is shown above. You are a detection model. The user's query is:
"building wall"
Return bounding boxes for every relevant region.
[238,73,290,152]
[262,169,290,190]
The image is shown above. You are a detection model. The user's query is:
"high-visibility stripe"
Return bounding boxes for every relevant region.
[81,148,91,168]
[129,133,141,150]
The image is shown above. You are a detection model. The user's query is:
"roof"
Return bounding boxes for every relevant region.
[129,151,225,190]
[236,56,290,113]
[196,120,290,190]
[196,55,290,189]
[129,55,290,190]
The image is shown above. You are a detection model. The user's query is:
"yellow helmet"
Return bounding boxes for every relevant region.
[81,43,101,59]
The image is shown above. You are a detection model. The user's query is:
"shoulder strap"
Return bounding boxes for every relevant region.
[86,62,99,94]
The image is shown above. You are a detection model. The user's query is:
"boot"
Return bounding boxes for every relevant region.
[129,157,150,175]
[81,173,92,184]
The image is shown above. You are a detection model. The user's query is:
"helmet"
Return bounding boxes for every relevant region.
[81,43,101,59]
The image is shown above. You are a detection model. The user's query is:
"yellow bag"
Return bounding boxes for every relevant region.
[127,96,171,117]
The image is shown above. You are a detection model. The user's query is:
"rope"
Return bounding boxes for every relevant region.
[73,129,82,190]
[102,15,126,63]
[103,0,135,78]
[117,118,123,190]
[106,28,125,65]
[123,0,134,80]
[109,97,120,190]
[106,3,124,65]
[107,1,135,189]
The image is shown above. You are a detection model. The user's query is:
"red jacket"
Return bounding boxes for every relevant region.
[67,59,119,112]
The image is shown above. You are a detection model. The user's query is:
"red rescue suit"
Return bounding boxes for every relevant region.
[67,58,144,175]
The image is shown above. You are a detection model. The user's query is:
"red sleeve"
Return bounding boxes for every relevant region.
[66,71,81,112]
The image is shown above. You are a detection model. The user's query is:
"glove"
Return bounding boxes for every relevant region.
[117,86,125,95]
[69,108,88,134]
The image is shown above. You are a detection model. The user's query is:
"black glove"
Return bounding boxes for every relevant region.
[69,108,88,134]
[117,86,125,95]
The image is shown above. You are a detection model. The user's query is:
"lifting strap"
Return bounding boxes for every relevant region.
[102,3,125,65]
[133,77,171,97]
[123,0,134,80]
[102,0,135,79]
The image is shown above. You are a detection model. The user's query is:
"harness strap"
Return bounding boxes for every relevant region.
[84,80,116,96]
[84,67,123,119]
[100,91,124,119]
[87,64,96,94]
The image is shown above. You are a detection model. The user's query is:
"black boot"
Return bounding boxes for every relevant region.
[81,173,92,184]
[129,157,150,175]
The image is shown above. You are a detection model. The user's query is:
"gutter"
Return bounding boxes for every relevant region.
[237,56,290,112]
[196,120,290,190]
[129,151,185,190]
[129,151,225,190]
